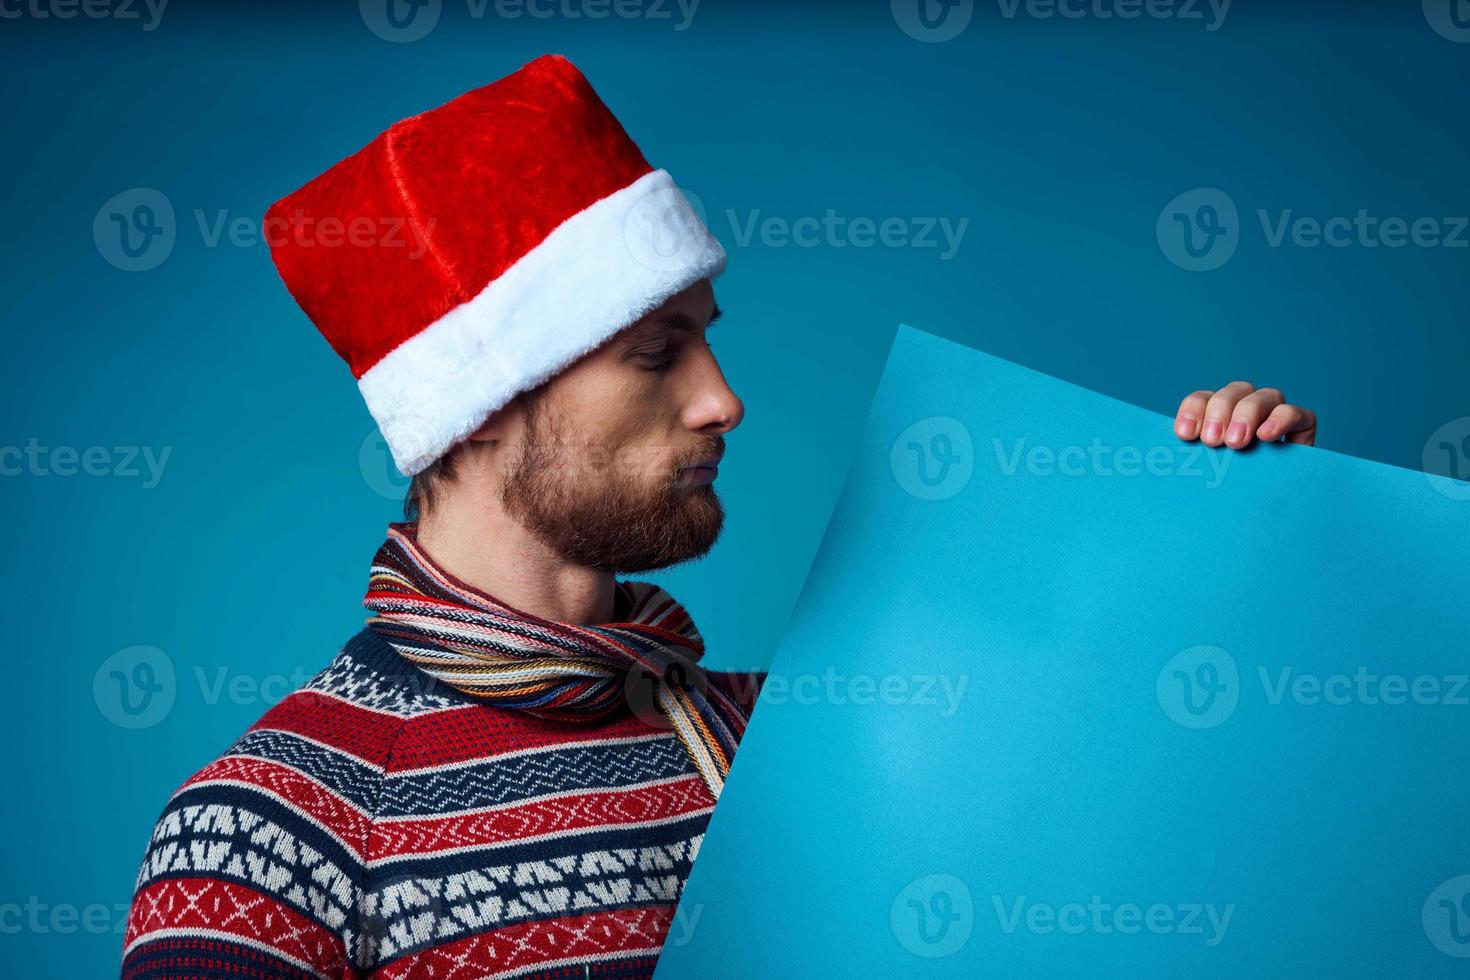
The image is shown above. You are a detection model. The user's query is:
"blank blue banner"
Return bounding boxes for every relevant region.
[656,325,1470,977]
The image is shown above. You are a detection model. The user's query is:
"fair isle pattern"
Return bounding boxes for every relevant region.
[123,627,762,979]
[364,522,748,799]
[300,651,460,715]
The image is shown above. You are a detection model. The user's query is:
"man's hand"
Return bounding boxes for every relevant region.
[1173,382,1317,449]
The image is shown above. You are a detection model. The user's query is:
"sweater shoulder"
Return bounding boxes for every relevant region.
[206,627,466,794]
[123,628,465,976]
[298,625,467,716]
[195,627,470,821]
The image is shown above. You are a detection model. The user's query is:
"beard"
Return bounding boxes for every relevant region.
[498,396,726,574]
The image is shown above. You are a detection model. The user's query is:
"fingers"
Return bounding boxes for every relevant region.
[1174,391,1213,441]
[1175,381,1317,448]
[1258,403,1318,446]
[1200,381,1257,447]
[1222,387,1285,449]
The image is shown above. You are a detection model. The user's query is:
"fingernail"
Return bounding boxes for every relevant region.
[1202,419,1223,442]
[1175,415,1196,437]
[1258,420,1277,440]
[1226,421,1247,445]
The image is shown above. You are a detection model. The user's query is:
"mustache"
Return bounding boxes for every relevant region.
[674,437,725,471]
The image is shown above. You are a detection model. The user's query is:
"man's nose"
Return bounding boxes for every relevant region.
[684,353,744,434]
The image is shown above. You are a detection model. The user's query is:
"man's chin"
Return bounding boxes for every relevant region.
[504,464,726,574]
[612,486,724,573]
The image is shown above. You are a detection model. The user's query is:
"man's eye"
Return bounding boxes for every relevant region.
[637,349,677,370]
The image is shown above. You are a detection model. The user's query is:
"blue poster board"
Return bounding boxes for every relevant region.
[656,325,1470,977]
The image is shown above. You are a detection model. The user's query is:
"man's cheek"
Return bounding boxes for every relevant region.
[576,443,613,480]
[604,443,665,484]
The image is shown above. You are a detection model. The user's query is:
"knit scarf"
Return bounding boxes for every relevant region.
[362,522,748,798]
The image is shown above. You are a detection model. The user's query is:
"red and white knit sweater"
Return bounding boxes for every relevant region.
[122,625,762,978]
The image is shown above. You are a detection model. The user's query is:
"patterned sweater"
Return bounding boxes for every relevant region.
[122,625,762,978]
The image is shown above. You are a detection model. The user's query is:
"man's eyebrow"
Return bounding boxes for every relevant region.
[645,305,722,336]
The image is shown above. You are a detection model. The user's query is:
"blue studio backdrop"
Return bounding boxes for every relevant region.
[1,1,1467,975]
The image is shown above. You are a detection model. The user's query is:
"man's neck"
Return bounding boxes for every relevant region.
[414,506,616,626]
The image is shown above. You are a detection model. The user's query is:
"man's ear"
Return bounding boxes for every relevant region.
[467,392,526,445]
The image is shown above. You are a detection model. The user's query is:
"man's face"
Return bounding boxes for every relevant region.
[491,279,743,574]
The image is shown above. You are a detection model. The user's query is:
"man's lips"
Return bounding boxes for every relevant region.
[679,453,723,485]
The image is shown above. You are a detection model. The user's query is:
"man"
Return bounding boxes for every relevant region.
[121,55,1316,979]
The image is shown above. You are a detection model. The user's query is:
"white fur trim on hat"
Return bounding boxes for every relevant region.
[358,168,726,476]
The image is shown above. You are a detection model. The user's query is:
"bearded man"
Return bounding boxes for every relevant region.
[120,54,1318,979]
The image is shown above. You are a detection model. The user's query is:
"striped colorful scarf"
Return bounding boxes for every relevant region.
[363,522,748,798]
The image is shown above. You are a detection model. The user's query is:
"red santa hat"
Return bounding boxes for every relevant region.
[266,54,726,476]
